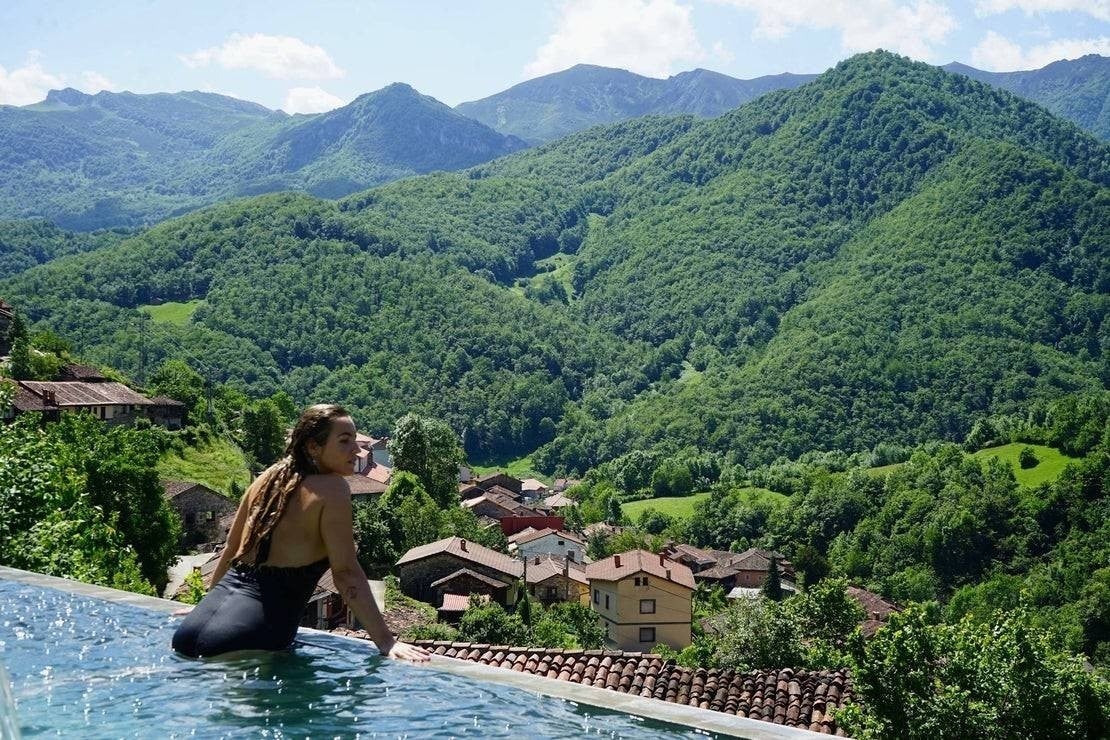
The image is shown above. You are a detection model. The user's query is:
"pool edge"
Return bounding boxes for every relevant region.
[0,566,838,740]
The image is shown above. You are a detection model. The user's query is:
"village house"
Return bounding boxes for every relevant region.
[848,586,902,636]
[302,569,358,631]
[510,527,586,563]
[692,548,794,590]
[462,488,543,520]
[162,480,238,551]
[520,478,548,496]
[585,550,695,652]
[6,378,187,429]
[395,536,523,607]
[475,472,522,496]
[524,554,589,606]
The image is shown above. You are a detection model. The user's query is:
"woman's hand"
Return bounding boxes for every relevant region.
[386,641,431,663]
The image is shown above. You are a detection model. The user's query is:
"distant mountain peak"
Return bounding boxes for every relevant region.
[42,88,92,106]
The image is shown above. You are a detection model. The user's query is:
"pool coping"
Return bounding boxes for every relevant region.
[0,566,835,740]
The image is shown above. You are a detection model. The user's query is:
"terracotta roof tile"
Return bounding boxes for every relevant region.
[371,639,853,735]
[19,380,152,407]
[512,527,585,547]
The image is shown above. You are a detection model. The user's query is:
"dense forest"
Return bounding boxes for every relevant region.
[2,52,1107,474]
[0,84,524,229]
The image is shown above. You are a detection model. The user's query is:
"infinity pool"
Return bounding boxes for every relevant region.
[0,579,709,738]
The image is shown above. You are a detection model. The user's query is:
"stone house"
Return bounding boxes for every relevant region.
[510,528,586,563]
[162,480,238,550]
[476,472,522,496]
[586,550,695,652]
[524,554,589,606]
[395,536,523,607]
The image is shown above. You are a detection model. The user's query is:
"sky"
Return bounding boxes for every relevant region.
[1,0,1106,113]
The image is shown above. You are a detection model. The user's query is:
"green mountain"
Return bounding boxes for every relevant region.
[5,52,1106,472]
[944,55,1110,140]
[454,63,816,143]
[0,84,526,229]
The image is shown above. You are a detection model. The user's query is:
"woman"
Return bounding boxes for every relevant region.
[173,404,429,663]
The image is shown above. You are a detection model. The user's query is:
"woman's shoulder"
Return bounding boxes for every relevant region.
[301,473,352,499]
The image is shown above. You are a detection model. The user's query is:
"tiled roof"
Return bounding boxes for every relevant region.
[364,463,392,484]
[395,536,524,578]
[345,474,387,495]
[19,380,152,407]
[585,550,696,590]
[664,543,719,567]
[506,526,538,544]
[541,492,576,509]
[147,395,185,407]
[511,527,585,547]
[11,383,56,412]
[439,593,489,612]
[161,480,208,498]
[483,484,521,500]
[847,586,901,637]
[57,363,107,382]
[404,641,852,735]
[525,555,588,586]
[583,522,625,539]
[520,478,548,492]
[429,567,512,591]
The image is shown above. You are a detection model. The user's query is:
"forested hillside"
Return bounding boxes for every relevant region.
[945,54,1110,140]
[0,84,525,229]
[3,52,1106,473]
[454,63,816,143]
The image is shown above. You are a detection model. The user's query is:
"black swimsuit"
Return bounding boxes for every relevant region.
[172,535,329,658]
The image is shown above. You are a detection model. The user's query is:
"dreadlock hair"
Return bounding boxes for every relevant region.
[233,403,350,566]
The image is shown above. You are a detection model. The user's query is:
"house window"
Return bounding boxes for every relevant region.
[557,540,564,546]
[642,577,649,587]
[546,586,557,599]
[633,577,641,586]
[567,551,575,562]
[593,589,599,604]
[640,599,656,614]
[639,627,656,643]
[604,594,610,610]
[205,511,213,521]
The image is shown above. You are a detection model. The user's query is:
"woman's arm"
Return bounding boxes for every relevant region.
[207,488,253,589]
[319,481,429,662]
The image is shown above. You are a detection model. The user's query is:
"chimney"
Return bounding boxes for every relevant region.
[564,559,570,577]
[44,389,56,405]
[534,556,541,565]
[659,553,665,566]
[614,554,621,568]
[459,539,468,552]
[665,569,672,580]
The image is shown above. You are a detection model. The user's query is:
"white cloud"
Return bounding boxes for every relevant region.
[974,0,1110,22]
[283,86,346,114]
[971,30,1110,70]
[525,0,705,79]
[712,0,958,60]
[0,56,64,105]
[182,33,344,80]
[78,71,118,94]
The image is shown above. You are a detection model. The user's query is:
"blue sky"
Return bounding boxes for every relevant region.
[2,1,1106,112]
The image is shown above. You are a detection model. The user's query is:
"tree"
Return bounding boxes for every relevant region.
[148,359,206,425]
[840,607,1110,739]
[8,337,33,380]
[457,598,528,645]
[762,555,783,601]
[179,569,206,604]
[388,414,463,508]
[1019,446,1039,469]
[711,598,805,671]
[606,495,623,525]
[242,398,286,468]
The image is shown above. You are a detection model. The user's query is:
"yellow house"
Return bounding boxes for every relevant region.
[585,549,695,652]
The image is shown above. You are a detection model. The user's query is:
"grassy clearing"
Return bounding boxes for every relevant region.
[971,443,1080,488]
[158,436,251,496]
[139,299,205,326]
[623,492,710,520]
[862,444,1079,487]
[468,454,548,483]
[623,486,788,521]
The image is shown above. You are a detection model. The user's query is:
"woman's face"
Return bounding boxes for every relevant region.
[310,415,359,476]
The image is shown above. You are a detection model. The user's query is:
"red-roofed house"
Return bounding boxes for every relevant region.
[396,536,523,607]
[585,550,694,651]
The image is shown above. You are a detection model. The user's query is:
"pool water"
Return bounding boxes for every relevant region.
[0,580,708,738]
